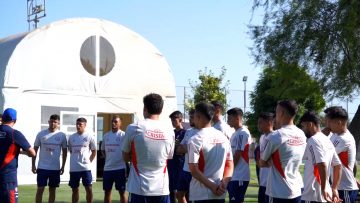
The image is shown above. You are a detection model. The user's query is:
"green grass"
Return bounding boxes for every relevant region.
[18,163,355,202]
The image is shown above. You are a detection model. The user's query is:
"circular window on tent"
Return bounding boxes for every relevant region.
[80,35,116,76]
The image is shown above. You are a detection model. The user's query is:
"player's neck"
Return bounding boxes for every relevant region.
[147,114,160,120]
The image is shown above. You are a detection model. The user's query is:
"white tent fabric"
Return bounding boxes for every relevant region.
[0,18,177,184]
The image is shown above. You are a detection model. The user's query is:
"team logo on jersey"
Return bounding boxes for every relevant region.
[287,136,305,146]
[83,138,88,142]
[145,129,166,140]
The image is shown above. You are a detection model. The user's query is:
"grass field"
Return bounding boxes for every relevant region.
[18,162,346,203]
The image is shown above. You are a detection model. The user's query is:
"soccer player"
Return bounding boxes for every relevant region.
[175,109,198,203]
[259,100,306,203]
[0,108,36,203]
[300,111,342,203]
[226,107,252,203]
[122,93,175,203]
[211,101,233,139]
[257,112,275,203]
[101,115,127,203]
[168,111,186,203]
[327,107,359,203]
[188,102,234,203]
[68,117,97,203]
[32,114,67,203]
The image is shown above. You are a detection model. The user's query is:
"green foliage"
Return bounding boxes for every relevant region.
[187,67,229,112]
[250,0,360,98]
[246,62,326,139]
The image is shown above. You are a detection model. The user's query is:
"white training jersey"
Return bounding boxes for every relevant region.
[230,126,252,181]
[122,119,175,196]
[302,132,341,202]
[180,127,199,172]
[213,119,234,139]
[34,129,67,170]
[188,127,233,201]
[101,130,126,171]
[68,132,96,172]
[261,125,306,199]
[259,133,271,187]
[330,130,358,190]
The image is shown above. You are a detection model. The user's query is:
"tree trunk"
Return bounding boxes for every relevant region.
[348,105,360,160]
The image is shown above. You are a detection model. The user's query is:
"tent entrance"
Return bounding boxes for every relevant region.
[96,113,134,179]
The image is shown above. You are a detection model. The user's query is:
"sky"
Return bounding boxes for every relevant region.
[0,1,358,117]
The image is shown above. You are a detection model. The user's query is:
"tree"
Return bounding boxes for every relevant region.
[250,0,360,98]
[186,66,229,112]
[246,61,326,138]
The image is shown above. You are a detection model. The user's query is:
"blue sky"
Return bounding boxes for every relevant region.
[0,1,357,117]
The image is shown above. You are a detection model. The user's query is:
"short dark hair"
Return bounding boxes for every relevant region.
[169,111,183,119]
[226,107,243,117]
[326,107,348,120]
[258,112,274,121]
[195,102,215,121]
[112,115,122,121]
[49,114,60,120]
[299,111,320,126]
[211,100,224,111]
[324,106,341,115]
[278,100,298,117]
[143,93,164,115]
[76,117,87,123]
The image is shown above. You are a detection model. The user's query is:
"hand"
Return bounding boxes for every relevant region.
[216,180,228,196]
[321,189,332,202]
[60,167,65,175]
[31,165,37,174]
[332,188,342,203]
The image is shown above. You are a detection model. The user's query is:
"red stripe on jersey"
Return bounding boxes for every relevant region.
[198,150,205,173]
[163,160,167,173]
[338,151,349,169]
[9,189,15,203]
[242,144,250,164]
[271,150,286,179]
[0,143,19,169]
[131,141,139,176]
[313,164,321,184]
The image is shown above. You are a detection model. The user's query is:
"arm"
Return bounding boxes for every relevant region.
[60,148,67,175]
[317,162,332,202]
[217,160,234,194]
[31,146,39,174]
[189,163,220,195]
[176,144,187,154]
[123,151,131,163]
[331,164,342,202]
[233,150,241,166]
[89,150,96,162]
[24,147,36,157]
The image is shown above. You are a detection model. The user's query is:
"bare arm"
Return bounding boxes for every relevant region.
[31,146,39,174]
[176,144,187,154]
[24,147,36,157]
[60,148,67,175]
[233,150,241,166]
[259,158,271,167]
[89,149,96,163]
[331,164,342,202]
[217,160,234,194]
[123,151,131,163]
[317,162,332,202]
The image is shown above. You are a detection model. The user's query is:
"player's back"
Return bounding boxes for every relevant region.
[124,119,175,195]
[265,125,306,199]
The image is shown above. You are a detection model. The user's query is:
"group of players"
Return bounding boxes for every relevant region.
[0,92,358,203]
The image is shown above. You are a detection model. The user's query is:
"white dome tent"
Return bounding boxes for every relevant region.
[0,18,177,185]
